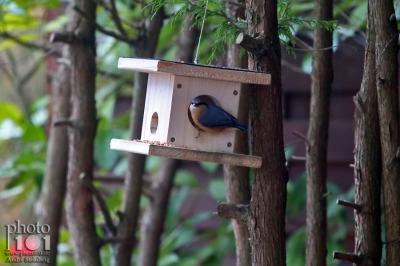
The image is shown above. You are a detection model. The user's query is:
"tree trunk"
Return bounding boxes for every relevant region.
[112,8,164,266]
[176,13,199,63]
[35,47,70,266]
[373,0,400,264]
[65,0,100,264]
[305,0,332,264]
[244,0,287,264]
[136,13,196,265]
[223,2,252,266]
[137,159,178,266]
[353,2,382,264]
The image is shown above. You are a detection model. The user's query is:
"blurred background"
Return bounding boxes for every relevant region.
[0,0,391,265]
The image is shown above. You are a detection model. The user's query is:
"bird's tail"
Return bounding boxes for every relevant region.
[236,124,248,132]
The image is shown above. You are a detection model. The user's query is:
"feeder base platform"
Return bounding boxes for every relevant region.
[110,139,262,168]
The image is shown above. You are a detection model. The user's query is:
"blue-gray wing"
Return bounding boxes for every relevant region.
[198,104,247,131]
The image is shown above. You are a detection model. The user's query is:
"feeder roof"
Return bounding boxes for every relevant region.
[118,57,271,85]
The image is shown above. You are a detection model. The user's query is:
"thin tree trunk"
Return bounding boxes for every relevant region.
[373,0,400,264]
[223,2,251,265]
[176,13,199,63]
[137,159,178,266]
[305,0,332,264]
[35,47,70,266]
[136,14,195,265]
[245,0,287,264]
[353,2,382,264]
[112,8,164,266]
[65,0,100,264]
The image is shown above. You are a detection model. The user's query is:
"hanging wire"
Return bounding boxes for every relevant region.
[193,0,209,64]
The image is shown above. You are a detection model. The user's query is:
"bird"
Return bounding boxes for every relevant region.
[189,97,247,133]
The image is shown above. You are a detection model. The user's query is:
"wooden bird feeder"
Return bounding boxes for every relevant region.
[110,57,271,168]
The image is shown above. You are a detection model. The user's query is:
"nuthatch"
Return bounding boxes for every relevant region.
[189,97,247,133]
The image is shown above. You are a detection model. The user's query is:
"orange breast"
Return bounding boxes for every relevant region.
[190,105,224,133]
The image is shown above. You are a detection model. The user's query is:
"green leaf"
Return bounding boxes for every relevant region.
[9,179,38,209]
[6,172,32,189]
[30,97,49,126]
[96,94,116,122]
[0,118,23,140]
[113,157,127,175]
[286,173,306,216]
[159,253,179,266]
[94,120,119,170]
[199,161,219,173]
[106,189,123,212]
[21,124,46,142]
[285,144,296,160]
[186,212,212,227]
[43,14,69,32]
[208,179,226,201]
[174,170,198,187]
[0,102,24,124]
[145,156,162,173]
[301,53,312,74]
[171,257,198,266]
[0,185,24,201]
[165,186,190,228]
[2,13,39,31]
[287,227,306,266]
[348,1,368,30]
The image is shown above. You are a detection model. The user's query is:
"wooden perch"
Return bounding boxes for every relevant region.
[383,236,400,245]
[292,130,308,143]
[53,118,81,130]
[333,251,373,265]
[217,202,250,223]
[49,32,77,44]
[236,33,266,58]
[337,199,363,212]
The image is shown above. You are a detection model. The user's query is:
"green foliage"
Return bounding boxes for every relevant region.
[208,178,226,201]
[149,0,338,63]
[286,175,353,265]
[0,0,61,51]
[84,169,235,266]
[277,0,338,55]
[285,143,296,160]
[174,170,199,187]
[200,161,219,173]
[0,100,47,212]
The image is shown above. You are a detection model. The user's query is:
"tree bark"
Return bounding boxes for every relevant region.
[243,0,287,264]
[112,8,165,266]
[373,0,400,264]
[305,0,332,264]
[176,13,199,63]
[353,2,382,264]
[65,0,100,264]
[34,47,70,266]
[223,2,252,266]
[136,13,196,265]
[137,159,178,266]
